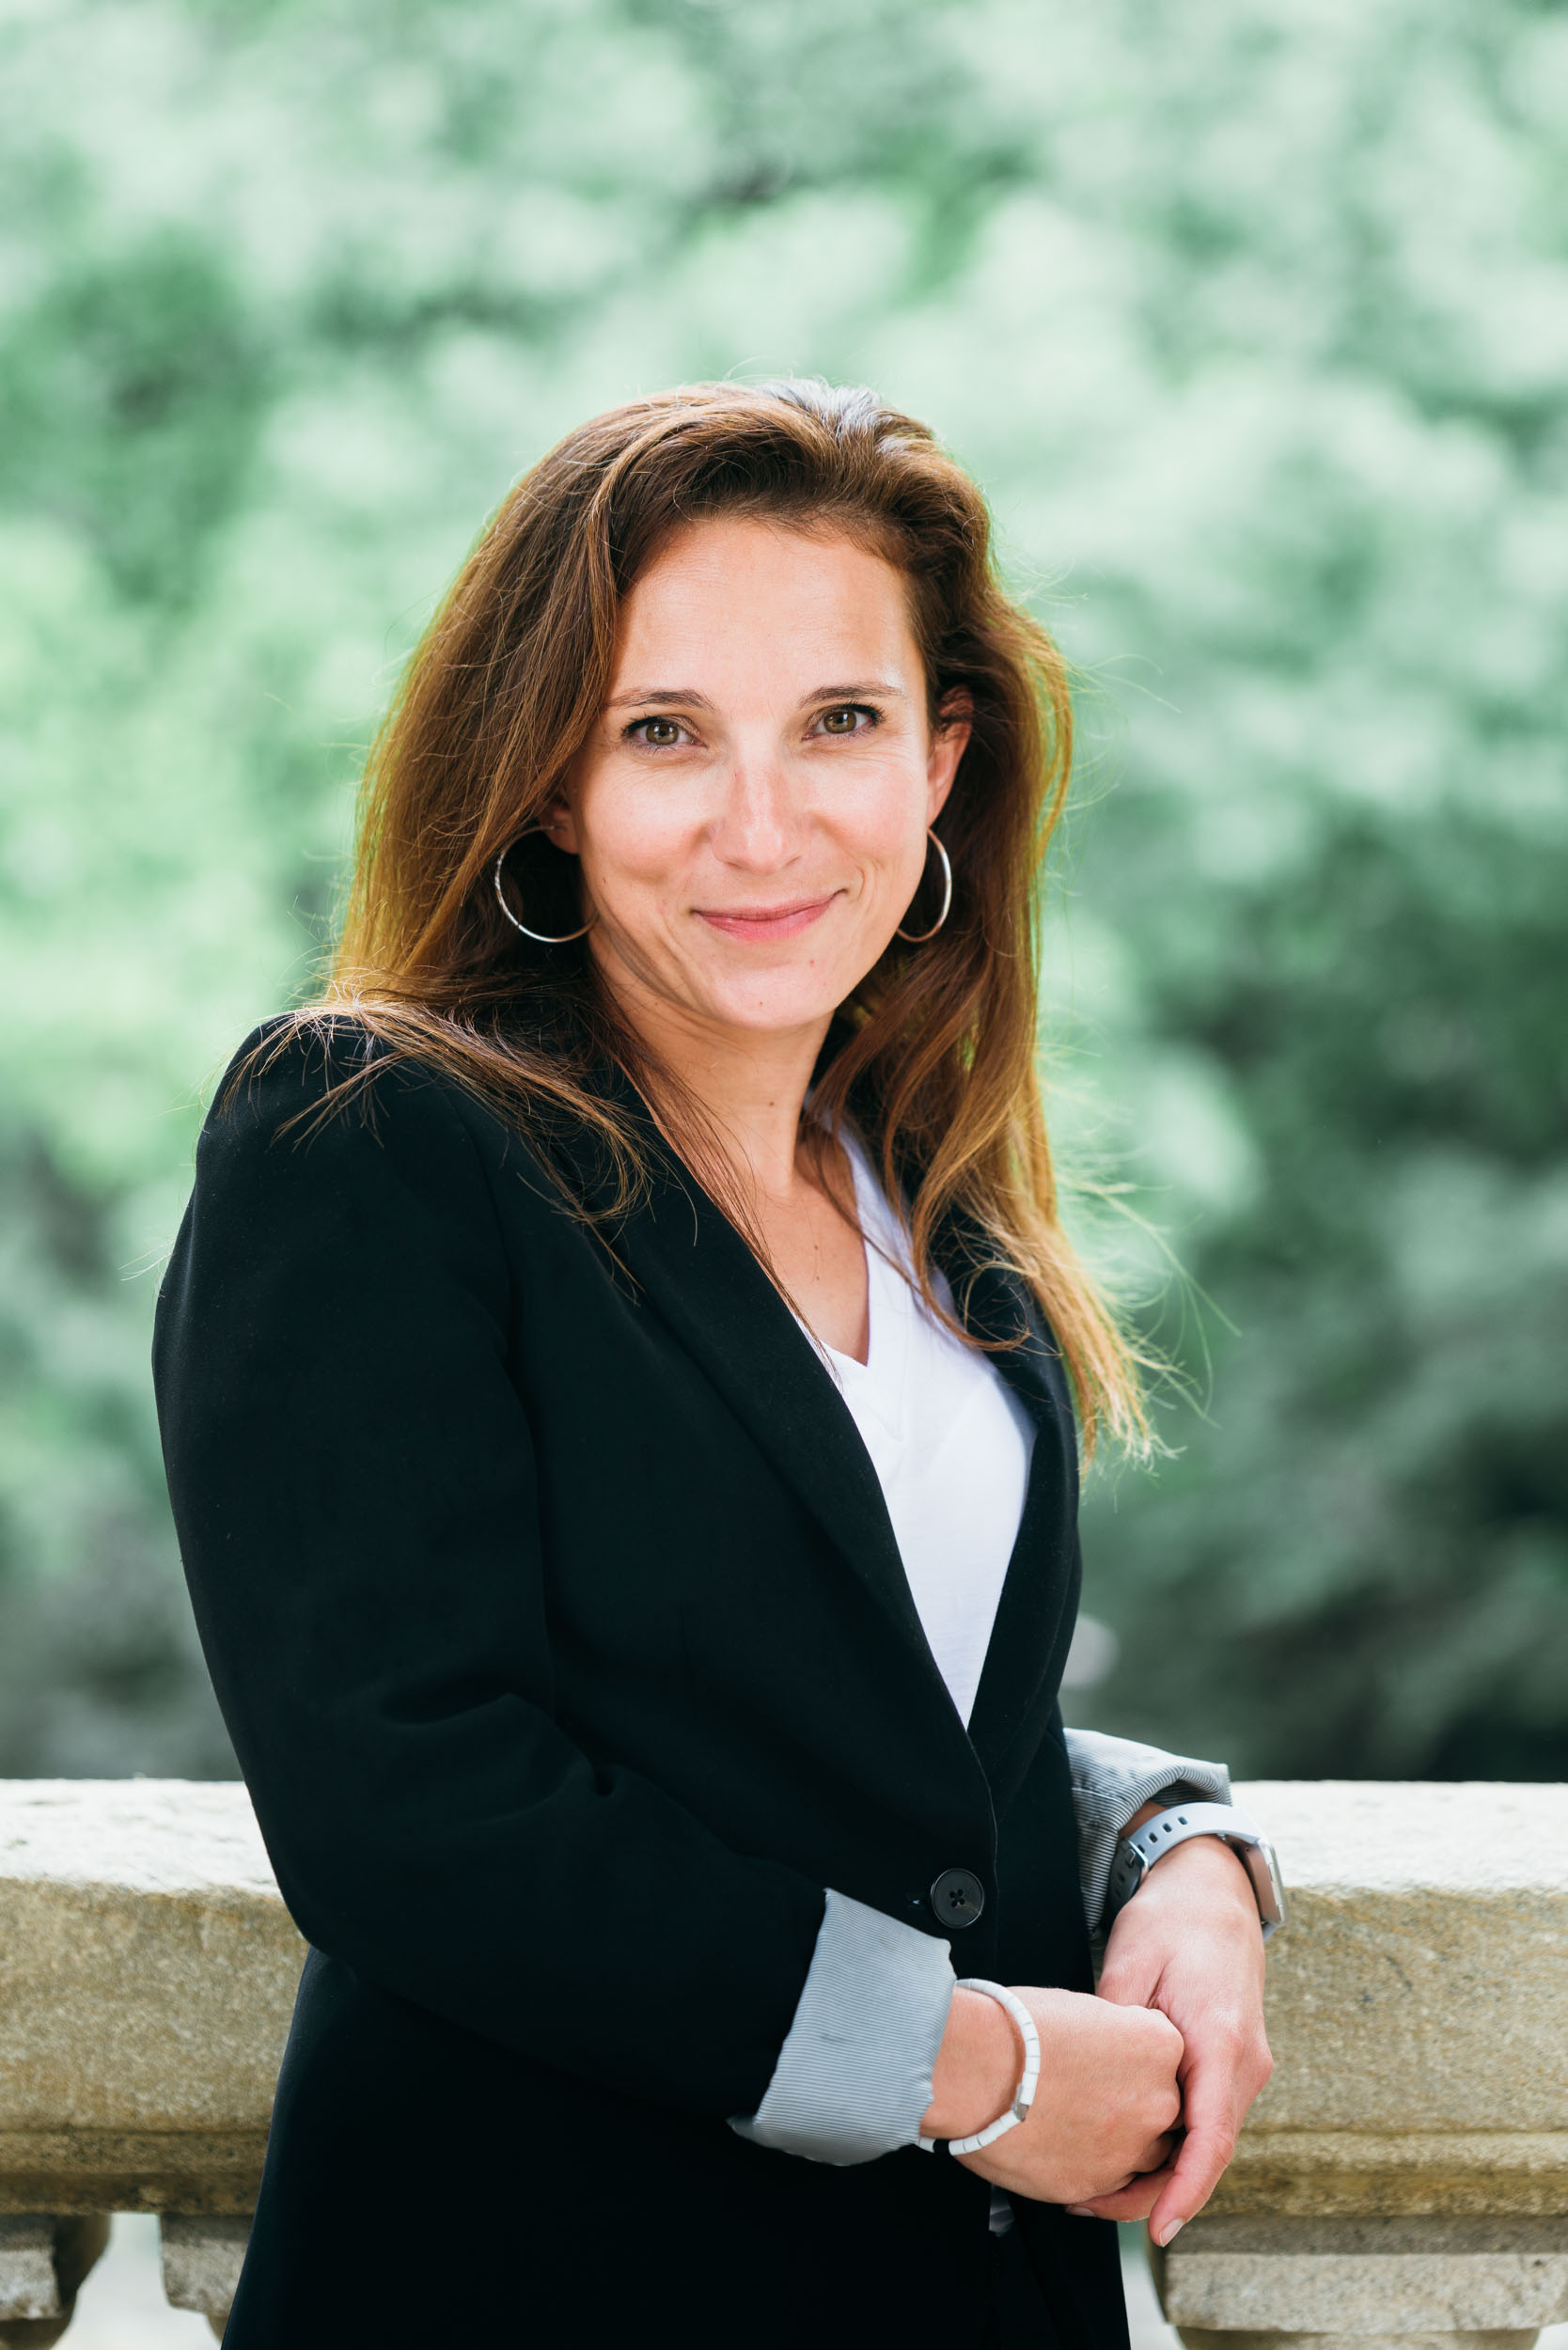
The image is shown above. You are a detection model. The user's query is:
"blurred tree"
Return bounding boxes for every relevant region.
[0,0,1561,1776]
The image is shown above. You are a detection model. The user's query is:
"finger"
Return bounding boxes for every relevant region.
[1172,2023,1246,2138]
[1094,1951,1160,2010]
[1136,2127,1183,2176]
[1147,2107,1236,2247]
[1065,2139,1180,2221]
[1065,2159,1178,2224]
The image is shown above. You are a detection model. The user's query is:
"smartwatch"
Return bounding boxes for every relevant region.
[1104,1799,1286,1939]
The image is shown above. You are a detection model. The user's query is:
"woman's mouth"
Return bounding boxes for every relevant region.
[695,895,839,942]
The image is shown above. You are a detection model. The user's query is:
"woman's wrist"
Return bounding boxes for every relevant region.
[1117,1822,1259,1925]
[1122,1794,1256,1899]
[920,1983,1021,2140]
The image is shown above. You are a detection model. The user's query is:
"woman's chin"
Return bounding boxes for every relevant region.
[696,982,855,1040]
[705,987,846,1034]
[654,939,883,1041]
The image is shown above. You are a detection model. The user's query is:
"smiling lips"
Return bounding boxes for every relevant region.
[695,895,839,942]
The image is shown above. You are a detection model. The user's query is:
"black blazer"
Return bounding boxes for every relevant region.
[153,1019,1127,2350]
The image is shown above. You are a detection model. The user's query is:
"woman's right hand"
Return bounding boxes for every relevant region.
[920,1983,1184,2208]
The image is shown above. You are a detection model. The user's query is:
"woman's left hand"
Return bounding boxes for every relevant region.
[1066,1829,1273,2245]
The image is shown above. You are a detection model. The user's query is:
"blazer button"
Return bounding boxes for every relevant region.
[930,1868,985,1929]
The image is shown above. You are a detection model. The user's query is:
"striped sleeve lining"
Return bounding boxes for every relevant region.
[729,1888,954,2166]
[1064,1727,1232,1936]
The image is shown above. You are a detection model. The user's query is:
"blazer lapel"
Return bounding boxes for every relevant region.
[539,1063,1080,1791]
[948,1247,1085,1797]
[541,1073,956,1706]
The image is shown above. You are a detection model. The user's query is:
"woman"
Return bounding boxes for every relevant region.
[154,380,1277,2349]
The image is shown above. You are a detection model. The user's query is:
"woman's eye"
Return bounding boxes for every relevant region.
[630,716,685,747]
[816,705,873,736]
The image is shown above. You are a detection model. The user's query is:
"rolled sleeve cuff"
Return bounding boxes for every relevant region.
[729,1888,954,2167]
[1063,1727,1232,1938]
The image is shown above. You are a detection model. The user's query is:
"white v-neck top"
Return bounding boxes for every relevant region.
[803,1139,1037,1727]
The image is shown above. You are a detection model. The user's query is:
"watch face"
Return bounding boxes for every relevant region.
[1245,1839,1287,1935]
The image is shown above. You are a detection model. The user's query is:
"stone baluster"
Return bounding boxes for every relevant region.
[0,1779,295,2342]
[0,2216,107,2348]
[161,2215,252,2340]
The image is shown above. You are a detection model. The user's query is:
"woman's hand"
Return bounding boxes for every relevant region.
[920,1982,1185,2208]
[1074,1831,1273,2244]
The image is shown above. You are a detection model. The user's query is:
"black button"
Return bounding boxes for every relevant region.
[930,1868,985,1929]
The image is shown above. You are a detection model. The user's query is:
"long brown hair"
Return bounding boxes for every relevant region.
[271,379,1145,1454]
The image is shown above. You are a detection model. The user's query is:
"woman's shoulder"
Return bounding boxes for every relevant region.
[208,1010,470,1137]
[197,1010,543,1209]
[183,1013,634,1309]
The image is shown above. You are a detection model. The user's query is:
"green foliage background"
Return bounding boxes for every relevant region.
[2,0,1564,1779]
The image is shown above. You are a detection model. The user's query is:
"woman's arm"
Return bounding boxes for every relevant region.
[915,1830,1268,2230]
[1056,1725,1274,2241]
[1083,1826,1272,2241]
[905,1723,1274,2221]
[153,1023,825,2121]
[921,1978,1186,2203]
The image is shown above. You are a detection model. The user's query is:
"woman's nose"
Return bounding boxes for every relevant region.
[709,746,806,871]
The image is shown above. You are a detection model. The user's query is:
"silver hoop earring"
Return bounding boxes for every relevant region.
[895,828,953,943]
[493,829,594,945]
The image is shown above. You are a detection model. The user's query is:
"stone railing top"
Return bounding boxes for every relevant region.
[1239,1778,1568,1894]
[1,1778,1565,2217]
[6,1771,1560,1896]
[0,1779,277,1899]
[6,1767,1560,1899]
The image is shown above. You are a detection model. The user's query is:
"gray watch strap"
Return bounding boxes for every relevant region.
[1105,1800,1286,1939]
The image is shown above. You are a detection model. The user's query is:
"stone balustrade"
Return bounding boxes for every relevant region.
[0,1778,1563,2343]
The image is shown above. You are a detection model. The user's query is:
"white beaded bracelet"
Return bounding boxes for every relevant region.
[917,1978,1041,2156]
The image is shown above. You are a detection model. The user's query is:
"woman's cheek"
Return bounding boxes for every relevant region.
[580,780,701,901]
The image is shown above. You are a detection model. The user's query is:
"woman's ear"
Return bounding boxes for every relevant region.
[927,688,973,821]
[536,792,581,854]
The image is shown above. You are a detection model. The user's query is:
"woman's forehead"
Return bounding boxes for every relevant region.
[610,517,920,698]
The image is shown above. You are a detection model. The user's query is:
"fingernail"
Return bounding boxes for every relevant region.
[1157,2219,1184,2248]
[1063,2206,1095,2218]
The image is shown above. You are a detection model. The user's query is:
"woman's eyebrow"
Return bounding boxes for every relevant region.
[604,680,908,713]
[806,680,907,704]
[604,686,715,712]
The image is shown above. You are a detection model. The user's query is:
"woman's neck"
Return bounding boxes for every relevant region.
[595,951,830,1206]
[593,943,870,1356]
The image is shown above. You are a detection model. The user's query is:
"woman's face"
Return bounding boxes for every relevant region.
[548,516,969,1046]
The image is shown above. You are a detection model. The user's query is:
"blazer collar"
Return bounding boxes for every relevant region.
[541,1067,947,1689]
[544,1060,1080,1787]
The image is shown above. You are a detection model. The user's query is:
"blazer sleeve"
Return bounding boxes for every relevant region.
[1063,1726,1233,1936]
[152,1023,824,2121]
